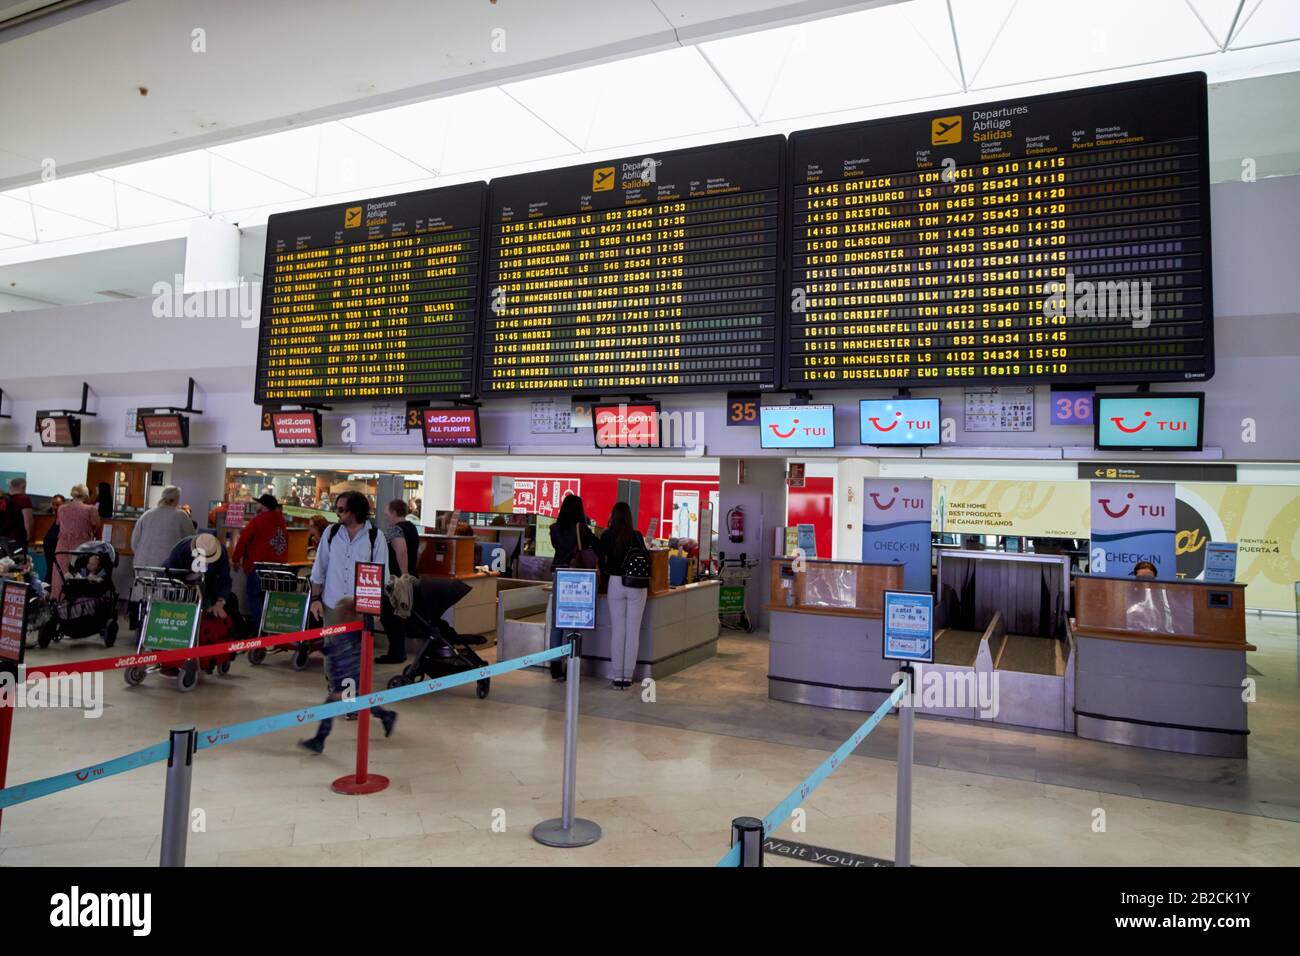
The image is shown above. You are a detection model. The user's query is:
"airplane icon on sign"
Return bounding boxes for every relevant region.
[931,115,962,145]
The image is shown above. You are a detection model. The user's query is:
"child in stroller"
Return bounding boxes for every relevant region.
[385,576,492,699]
[40,540,120,647]
[0,541,51,648]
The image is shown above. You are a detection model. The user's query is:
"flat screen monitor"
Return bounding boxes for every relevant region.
[270,410,323,448]
[759,404,836,449]
[141,413,190,449]
[593,403,660,449]
[859,398,940,446]
[36,414,80,448]
[422,407,482,448]
[1094,393,1204,451]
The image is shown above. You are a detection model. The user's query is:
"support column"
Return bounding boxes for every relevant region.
[717,457,787,630]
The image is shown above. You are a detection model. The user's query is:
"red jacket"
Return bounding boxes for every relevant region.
[230,508,288,572]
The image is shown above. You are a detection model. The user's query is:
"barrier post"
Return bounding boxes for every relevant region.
[159,726,196,867]
[0,696,12,832]
[333,629,390,795]
[894,664,914,868]
[532,635,601,848]
[730,816,764,867]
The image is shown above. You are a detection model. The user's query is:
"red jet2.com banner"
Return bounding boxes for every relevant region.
[272,411,321,447]
[353,562,385,616]
[594,404,659,448]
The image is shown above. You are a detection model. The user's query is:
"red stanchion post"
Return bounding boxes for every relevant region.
[0,701,13,832]
[331,629,389,795]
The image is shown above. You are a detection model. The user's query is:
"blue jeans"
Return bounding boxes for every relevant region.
[245,570,265,626]
[312,625,393,741]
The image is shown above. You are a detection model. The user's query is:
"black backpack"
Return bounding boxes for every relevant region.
[622,539,651,589]
[327,523,379,553]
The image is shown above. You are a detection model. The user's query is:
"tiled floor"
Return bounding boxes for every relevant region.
[2,616,1297,866]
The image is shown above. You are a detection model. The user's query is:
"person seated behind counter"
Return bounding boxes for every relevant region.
[1132,560,1158,579]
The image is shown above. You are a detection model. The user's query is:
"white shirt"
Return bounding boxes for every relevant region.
[309,520,388,609]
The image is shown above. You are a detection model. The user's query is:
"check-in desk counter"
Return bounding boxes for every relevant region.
[580,579,720,681]
[1071,575,1253,757]
[766,559,905,712]
[415,535,498,635]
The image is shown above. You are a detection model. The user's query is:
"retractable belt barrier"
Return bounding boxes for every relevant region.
[21,621,363,679]
[717,680,910,868]
[0,643,570,811]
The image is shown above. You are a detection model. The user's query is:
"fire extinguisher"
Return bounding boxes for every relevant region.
[727,505,745,544]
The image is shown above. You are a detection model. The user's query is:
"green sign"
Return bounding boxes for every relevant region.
[261,591,309,636]
[142,600,200,651]
[719,585,746,615]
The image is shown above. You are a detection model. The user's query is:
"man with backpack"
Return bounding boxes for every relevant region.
[301,491,396,753]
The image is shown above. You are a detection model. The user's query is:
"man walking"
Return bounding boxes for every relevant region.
[300,491,396,753]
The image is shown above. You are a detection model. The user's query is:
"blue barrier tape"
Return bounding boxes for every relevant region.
[715,682,907,867]
[0,644,573,810]
[194,644,571,751]
[0,741,171,811]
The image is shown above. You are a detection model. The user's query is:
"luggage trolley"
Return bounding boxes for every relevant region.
[124,569,206,692]
[246,563,317,670]
[717,552,758,633]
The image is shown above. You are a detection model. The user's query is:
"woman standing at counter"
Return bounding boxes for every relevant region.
[51,484,101,600]
[599,501,649,690]
[548,494,599,681]
[95,481,114,521]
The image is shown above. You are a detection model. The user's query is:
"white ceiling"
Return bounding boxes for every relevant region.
[2,0,1299,309]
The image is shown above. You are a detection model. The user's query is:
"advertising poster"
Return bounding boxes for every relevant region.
[261,591,309,635]
[933,480,1090,540]
[882,590,934,663]
[554,569,598,630]
[1090,482,1176,578]
[1,580,28,664]
[796,524,818,559]
[353,562,385,616]
[142,600,200,651]
[513,477,580,518]
[862,479,932,592]
[1177,484,1300,610]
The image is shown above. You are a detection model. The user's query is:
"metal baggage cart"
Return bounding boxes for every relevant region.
[124,569,205,691]
[717,552,758,633]
[246,563,317,670]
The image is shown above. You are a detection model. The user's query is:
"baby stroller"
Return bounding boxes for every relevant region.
[41,541,120,648]
[0,541,52,649]
[386,577,491,699]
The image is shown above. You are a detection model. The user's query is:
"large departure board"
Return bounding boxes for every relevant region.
[255,182,485,403]
[785,72,1212,388]
[482,137,784,394]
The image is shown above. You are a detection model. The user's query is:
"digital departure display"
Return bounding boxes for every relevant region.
[785,73,1212,388]
[482,137,784,394]
[255,182,486,404]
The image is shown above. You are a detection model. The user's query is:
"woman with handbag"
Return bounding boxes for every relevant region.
[548,494,599,681]
[599,501,650,689]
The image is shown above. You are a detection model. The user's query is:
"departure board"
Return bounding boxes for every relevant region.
[482,136,784,393]
[255,182,485,403]
[785,72,1212,388]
